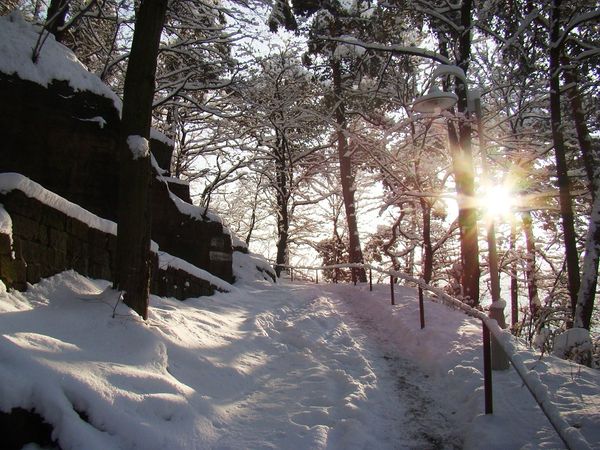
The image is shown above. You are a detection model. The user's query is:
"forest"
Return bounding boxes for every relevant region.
[2,0,599,365]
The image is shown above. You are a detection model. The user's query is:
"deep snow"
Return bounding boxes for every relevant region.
[0,255,598,449]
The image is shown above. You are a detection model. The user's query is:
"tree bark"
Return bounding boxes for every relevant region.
[331,57,367,282]
[46,0,69,41]
[444,0,480,306]
[114,0,168,320]
[275,139,290,278]
[420,198,433,284]
[510,221,519,329]
[562,61,598,330]
[575,192,600,330]
[562,62,597,194]
[549,0,580,322]
[522,212,541,319]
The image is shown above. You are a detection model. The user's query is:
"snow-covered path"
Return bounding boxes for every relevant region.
[207,281,462,449]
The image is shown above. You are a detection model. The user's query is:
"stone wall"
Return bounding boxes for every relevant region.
[0,189,217,300]
[0,73,121,222]
[151,177,233,282]
[0,72,233,283]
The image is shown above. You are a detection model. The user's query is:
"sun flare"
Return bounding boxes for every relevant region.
[480,184,514,220]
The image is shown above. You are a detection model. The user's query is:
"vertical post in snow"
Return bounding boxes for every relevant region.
[290,268,294,282]
[418,287,425,329]
[390,275,395,305]
[369,268,373,291]
[352,268,357,286]
[482,321,493,414]
[315,270,319,284]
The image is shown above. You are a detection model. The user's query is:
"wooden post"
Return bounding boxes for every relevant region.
[390,275,395,305]
[482,321,493,414]
[418,287,425,329]
[315,270,318,284]
[369,268,372,291]
[290,268,294,282]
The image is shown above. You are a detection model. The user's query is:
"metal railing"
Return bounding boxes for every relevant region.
[274,262,591,450]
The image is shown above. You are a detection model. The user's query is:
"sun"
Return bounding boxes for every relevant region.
[480,184,514,220]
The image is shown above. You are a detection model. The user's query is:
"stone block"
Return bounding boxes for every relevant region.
[20,240,44,264]
[41,208,66,231]
[0,233,12,256]
[88,228,108,250]
[68,242,89,275]
[210,236,225,250]
[26,261,41,284]
[89,262,111,281]
[0,254,27,291]
[1,192,42,222]
[54,250,67,271]
[209,250,232,263]
[66,219,88,241]
[11,214,44,243]
[90,245,110,269]
[150,139,174,174]
[49,228,68,254]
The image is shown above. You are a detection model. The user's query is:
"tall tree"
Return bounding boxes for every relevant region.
[548,0,581,324]
[114,0,168,319]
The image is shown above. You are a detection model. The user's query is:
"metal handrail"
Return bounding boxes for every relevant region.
[273,262,591,450]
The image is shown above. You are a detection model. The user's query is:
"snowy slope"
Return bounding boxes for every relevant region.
[0,262,598,449]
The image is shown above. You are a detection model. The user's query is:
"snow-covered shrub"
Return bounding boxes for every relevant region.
[553,328,593,366]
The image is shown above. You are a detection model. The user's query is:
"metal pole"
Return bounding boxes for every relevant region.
[315,270,318,284]
[475,96,509,371]
[418,287,425,329]
[482,321,493,414]
[290,268,294,282]
[369,268,373,291]
[390,275,395,305]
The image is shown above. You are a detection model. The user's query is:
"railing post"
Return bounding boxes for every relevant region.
[315,270,318,284]
[369,268,372,291]
[418,287,425,329]
[482,321,493,414]
[390,275,395,305]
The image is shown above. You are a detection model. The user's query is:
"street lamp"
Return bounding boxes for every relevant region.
[413,66,509,370]
[412,85,458,114]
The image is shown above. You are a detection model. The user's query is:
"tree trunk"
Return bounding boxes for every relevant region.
[114,0,168,320]
[46,0,69,41]
[275,143,290,278]
[510,221,519,329]
[549,0,580,322]
[444,0,480,306]
[522,212,541,318]
[562,60,598,195]
[331,57,367,282]
[575,192,600,330]
[563,61,598,331]
[420,198,433,284]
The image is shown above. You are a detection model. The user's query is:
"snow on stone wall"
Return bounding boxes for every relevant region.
[0,174,226,298]
[0,11,121,111]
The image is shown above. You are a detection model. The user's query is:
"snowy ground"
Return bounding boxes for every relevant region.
[0,259,599,449]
